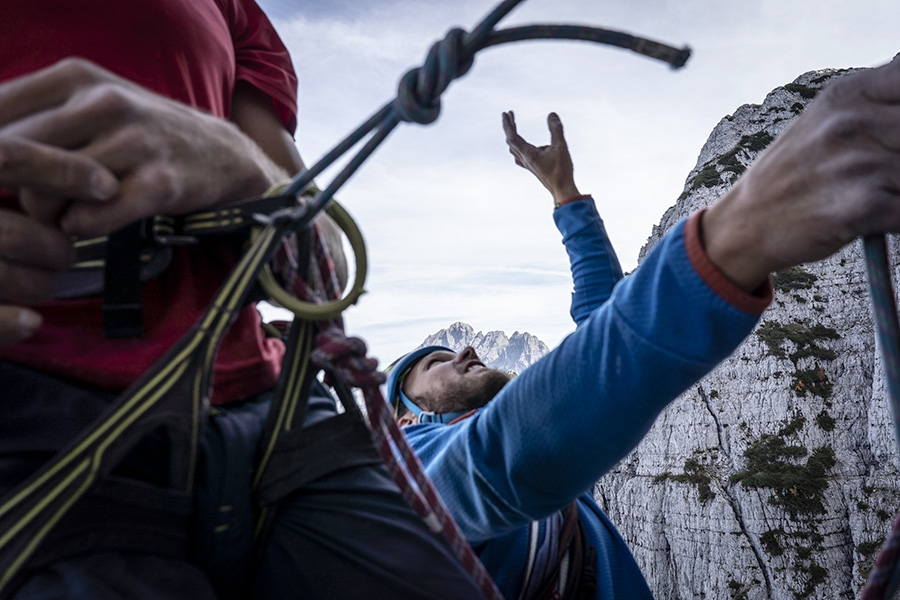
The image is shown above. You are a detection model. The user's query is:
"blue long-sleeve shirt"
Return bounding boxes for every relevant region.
[556,197,624,325]
[404,198,770,599]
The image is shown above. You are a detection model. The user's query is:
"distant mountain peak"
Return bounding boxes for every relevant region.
[418,321,549,374]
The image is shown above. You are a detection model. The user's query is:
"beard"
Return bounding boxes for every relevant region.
[424,368,511,415]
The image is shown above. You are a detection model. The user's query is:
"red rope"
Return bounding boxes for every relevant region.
[311,327,504,600]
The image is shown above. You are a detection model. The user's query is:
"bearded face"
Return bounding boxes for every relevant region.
[417,366,510,414]
[401,347,511,416]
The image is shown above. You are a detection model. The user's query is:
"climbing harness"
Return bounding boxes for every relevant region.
[58,193,342,337]
[520,502,596,600]
[0,187,344,596]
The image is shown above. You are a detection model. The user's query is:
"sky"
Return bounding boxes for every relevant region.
[255,0,900,366]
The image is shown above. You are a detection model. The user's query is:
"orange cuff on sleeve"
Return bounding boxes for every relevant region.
[684,210,772,315]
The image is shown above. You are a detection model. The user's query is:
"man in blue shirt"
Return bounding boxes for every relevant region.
[387,57,900,599]
[388,110,645,598]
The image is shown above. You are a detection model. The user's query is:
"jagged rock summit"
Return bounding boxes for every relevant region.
[418,321,549,374]
[596,67,900,600]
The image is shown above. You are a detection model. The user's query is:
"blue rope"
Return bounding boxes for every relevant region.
[280,1,690,221]
[862,235,900,600]
[864,236,900,451]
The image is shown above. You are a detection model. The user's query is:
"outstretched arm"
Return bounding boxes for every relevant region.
[414,56,900,538]
[503,111,623,324]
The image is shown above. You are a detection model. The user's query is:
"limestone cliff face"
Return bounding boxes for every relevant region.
[418,321,549,374]
[595,68,900,599]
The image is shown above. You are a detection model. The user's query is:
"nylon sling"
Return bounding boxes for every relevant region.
[0,191,327,598]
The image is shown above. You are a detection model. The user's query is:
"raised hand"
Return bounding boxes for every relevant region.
[502,111,581,205]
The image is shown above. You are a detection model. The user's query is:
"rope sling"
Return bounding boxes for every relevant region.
[1,0,898,598]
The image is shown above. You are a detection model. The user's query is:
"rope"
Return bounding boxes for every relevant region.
[257,198,367,321]
[254,0,900,594]
[265,0,900,594]
[862,235,900,600]
[253,1,689,597]
[311,328,384,390]
[863,236,900,454]
[310,328,504,600]
[275,0,689,226]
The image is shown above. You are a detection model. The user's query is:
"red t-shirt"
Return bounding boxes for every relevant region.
[0,0,297,404]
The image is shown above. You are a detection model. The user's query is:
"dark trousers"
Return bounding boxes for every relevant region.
[0,363,482,599]
[0,362,216,600]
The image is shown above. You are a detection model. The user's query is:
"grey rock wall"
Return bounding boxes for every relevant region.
[596,68,900,599]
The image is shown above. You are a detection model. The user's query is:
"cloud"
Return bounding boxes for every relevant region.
[257,0,900,366]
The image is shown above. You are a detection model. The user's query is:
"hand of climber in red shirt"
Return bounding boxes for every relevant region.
[502,111,582,207]
[0,58,288,237]
[0,135,119,343]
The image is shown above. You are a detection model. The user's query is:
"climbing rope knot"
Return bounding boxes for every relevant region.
[312,327,386,389]
[394,27,475,124]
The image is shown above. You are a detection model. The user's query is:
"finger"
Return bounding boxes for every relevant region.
[0,58,118,129]
[18,188,69,225]
[0,80,137,150]
[502,111,517,138]
[61,162,182,236]
[0,259,62,304]
[855,58,900,104]
[507,144,534,170]
[0,306,43,344]
[503,111,531,148]
[502,113,522,148]
[59,125,197,235]
[547,112,566,148]
[0,136,118,201]
[76,123,160,174]
[503,120,536,158]
[507,147,525,167]
[0,209,75,270]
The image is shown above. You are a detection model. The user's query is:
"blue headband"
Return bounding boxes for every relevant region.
[385,346,470,424]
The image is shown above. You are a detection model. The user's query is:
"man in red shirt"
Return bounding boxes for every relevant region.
[0,2,482,598]
[0,0,297,403]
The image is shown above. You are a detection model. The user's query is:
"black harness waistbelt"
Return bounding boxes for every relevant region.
[60,195,301,339]
[0,197,313,597]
